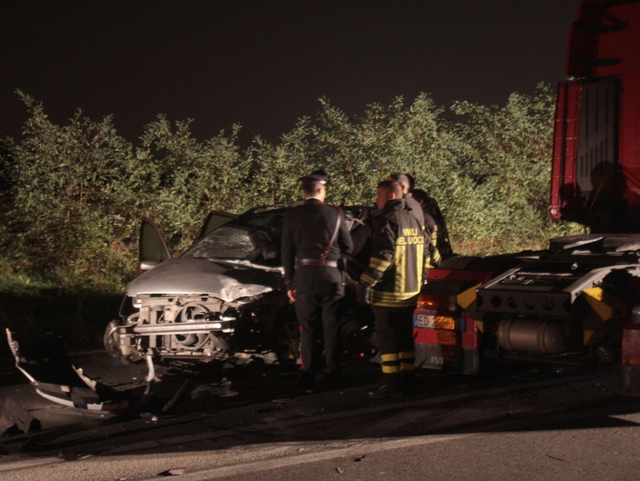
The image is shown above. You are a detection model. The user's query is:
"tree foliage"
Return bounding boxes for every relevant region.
[0,86,582,289]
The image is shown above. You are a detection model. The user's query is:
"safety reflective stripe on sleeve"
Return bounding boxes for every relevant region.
[360,272,377,286]
[369,257,392,272]
[427,225,440,268]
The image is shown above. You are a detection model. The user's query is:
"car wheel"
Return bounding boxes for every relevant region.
[103,320,121,358]
[272,312,300,365]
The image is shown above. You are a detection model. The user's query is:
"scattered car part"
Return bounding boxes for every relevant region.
[6,330,129,412]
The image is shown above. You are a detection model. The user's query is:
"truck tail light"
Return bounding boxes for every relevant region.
[417,294,456,312]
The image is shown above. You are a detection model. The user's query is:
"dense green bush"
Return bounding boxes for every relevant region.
[0,86,582,292]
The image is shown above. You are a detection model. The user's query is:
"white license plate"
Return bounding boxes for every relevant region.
[414,314,436,329]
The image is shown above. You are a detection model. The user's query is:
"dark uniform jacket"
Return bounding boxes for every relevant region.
[421,196,453,260]
[423,211,442,268]
[404,193,424,231]
[360,199,428,308]
[281,198,354,292]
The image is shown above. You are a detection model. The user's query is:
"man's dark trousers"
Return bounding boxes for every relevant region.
[294,266,343,374]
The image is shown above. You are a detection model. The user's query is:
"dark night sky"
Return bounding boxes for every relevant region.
[2,0,583,145]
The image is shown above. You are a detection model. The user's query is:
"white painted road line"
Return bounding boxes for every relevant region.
[0,456,63,472]
[138,435,465,481]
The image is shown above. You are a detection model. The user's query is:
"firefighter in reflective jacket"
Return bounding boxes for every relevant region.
[357,180,428,398]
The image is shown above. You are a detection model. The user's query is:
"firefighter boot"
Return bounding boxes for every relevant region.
[367,373,402,399]
[401,370,417,395]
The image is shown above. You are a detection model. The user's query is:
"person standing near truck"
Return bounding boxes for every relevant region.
[357,180,428,398]
[411,186,453,262]
[281,170,354,392]
[388,173,424,230]
[412,188,444,268]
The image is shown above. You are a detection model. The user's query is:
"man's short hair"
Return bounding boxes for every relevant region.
[377,179,403,199]
[406,173,416,192]
[388,173,410,192]
[411,188,428,204]
[301,169,328,196]
[302,182,322,196]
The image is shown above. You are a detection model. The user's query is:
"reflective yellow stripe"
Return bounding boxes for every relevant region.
[370,257,391,270]
[372,291,420,301]
[382,364,402,374]
[373,299,419,308]
[394,244,406,294]
[416,242,424,281]
[360,273,377,286]
[381,353,399,362]
[400,351,415,371]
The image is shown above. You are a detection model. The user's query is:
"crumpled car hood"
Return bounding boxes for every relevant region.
[127,258,280,302]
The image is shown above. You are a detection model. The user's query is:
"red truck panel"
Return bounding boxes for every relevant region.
[549,82,581,220]
[551,1,640,227]
[620,72,640,197]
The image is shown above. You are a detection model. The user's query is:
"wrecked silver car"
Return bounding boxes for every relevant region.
[104,207,372,367]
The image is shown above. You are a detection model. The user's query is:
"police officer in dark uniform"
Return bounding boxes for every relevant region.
[281,170,354,391]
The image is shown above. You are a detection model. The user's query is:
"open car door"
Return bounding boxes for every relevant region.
[198,211,237,239]
[138,217,171,274]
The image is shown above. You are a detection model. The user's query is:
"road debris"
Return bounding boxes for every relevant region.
[546,454,572,463]
[272,397,293,403]
[6,330,129,413]
[336,467,344,474]
[158,467,188,476]
[0,397,40,436]
[353,455,367,462]
[162,380,191,413]
[190,379,238,398]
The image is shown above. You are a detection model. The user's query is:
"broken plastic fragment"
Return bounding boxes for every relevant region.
[0,398,41,436]
[158,467,188,476]
[6,330,129,413]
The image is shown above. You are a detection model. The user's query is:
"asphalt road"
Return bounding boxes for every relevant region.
[1,350,639,480]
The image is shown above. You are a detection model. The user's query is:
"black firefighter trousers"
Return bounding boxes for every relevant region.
[372,305,416,381]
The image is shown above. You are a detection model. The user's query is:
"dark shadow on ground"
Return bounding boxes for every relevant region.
[0,290,124,360]
[3,345,638,462]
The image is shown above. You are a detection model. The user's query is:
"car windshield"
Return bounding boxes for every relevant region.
[182,225,261,260]
[181,207,363,264]
[182,211,286,264]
